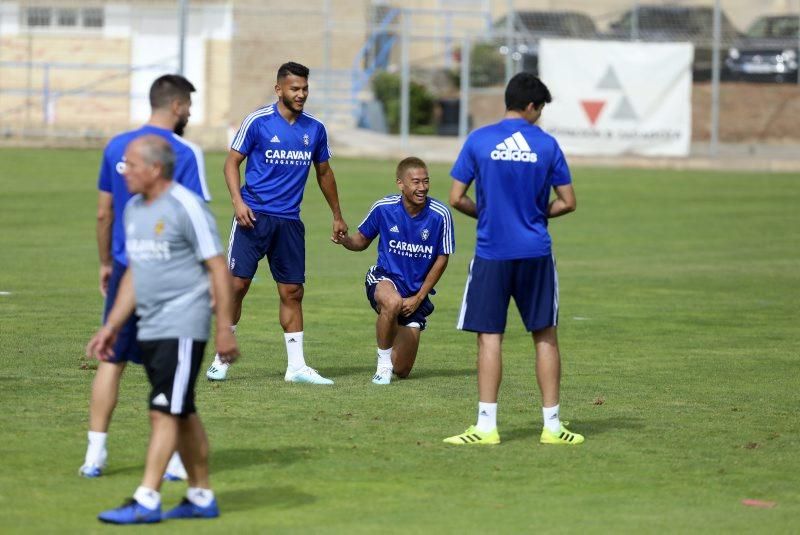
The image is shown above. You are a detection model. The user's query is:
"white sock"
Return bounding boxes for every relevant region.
[85,431,107,465]
[376,347,393,370]
[476,402,497,433]
[187,487,215,507]
[543,404,561,433]
[133,486,161,510]
[213,325,237,368]
[285,331,306,371]
[166,452,187,478]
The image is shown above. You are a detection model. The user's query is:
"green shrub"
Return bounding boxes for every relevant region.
[372,72,435,134]
[469,42,505,88]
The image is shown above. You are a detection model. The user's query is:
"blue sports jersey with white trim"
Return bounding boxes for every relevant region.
[231,103,331,219]
[450,118,571,260]
[358,195,455,297]
[97,125,210,266]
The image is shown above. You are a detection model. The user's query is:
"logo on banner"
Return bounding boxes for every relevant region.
[579,66,639,126]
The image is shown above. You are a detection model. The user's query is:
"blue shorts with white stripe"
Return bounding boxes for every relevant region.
[457,254,558,334]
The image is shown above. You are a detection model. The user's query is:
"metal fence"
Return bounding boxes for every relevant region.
[1,0,799,156]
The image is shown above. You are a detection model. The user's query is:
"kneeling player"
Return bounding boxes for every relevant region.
[334,157,454,384]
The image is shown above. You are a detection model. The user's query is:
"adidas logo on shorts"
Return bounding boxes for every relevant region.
[491,132,538,162]
[152,393,169,407]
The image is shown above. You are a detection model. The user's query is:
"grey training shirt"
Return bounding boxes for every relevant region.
[124,182,223,341]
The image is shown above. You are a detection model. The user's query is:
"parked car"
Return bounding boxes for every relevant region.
[607,5,740,80]
[492,10,600,75]
[724,15,799,83]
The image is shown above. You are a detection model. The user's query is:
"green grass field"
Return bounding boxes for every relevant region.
[0,148,798,533]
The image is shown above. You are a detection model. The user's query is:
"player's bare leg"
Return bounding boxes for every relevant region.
[279,282,332,384]
[392,326,421,379]
[477,333,502,403]
[141,411,179,492]
[533,326,581,444]
[372,281,402,384]
[532,327,560,407]
[81,361,126,476]
[206,277,250,380]
[374,281,401,349]
[102,411,178,521]
[277,282,303,332]
[231,276,251,325]
[176,414,210,489]
[475,333,502,434]
[443,333,502,444]
[162,414,219,519]
[89,361,125,432]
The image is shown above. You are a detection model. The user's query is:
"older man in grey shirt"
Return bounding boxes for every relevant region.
[87,135,239,524]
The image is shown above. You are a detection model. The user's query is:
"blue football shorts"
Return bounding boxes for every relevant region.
[457,254,558,334]
[103,260,142,364]
[365,265,434,331]
[226,213,305,284]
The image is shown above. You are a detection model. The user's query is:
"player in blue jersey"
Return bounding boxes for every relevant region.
[81,74,211,478]
[205,62,348,385]
[443,73,584,446]
[334,157,454,384]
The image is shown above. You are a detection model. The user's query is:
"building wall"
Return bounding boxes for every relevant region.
[0,34,130,127]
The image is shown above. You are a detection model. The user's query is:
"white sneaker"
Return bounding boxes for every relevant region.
[371,367,393,385]
[284,366,334,385]
[79,449,107,478]
[163,452,188,481]
[206,355,229,381]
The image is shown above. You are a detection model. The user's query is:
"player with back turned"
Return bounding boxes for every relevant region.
[444,73,584,446]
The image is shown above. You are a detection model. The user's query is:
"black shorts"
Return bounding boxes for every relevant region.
[139,338,206,417]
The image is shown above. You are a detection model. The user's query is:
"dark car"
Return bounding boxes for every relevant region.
[493,10,600,75]
[607,5,740,80]
[724,15,799,83]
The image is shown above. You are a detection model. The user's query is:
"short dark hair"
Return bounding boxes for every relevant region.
[396,156,428,180]
[277,62,310,82]
[505,73,552,112]
[149,74,196,110]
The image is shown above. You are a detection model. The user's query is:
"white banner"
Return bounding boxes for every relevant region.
[538,39,693,156]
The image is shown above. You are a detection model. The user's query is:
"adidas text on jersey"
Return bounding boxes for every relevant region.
[491,131,538,162]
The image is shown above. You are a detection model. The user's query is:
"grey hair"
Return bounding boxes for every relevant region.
[137,134,175,179]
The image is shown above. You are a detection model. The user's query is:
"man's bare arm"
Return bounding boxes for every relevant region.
[449,179,477,219]
[96,191,114,297]
[548,183,577,218]
[314,161,348,242]
[224,149,256,228]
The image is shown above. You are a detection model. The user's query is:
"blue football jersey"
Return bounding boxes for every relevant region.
[358,195,455,297]
[231,103,331,219]
[97,125,210,266]
[450,118,571,260]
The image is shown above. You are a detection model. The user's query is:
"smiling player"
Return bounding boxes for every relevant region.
[334,157,454,384]
[206,62,348,384]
